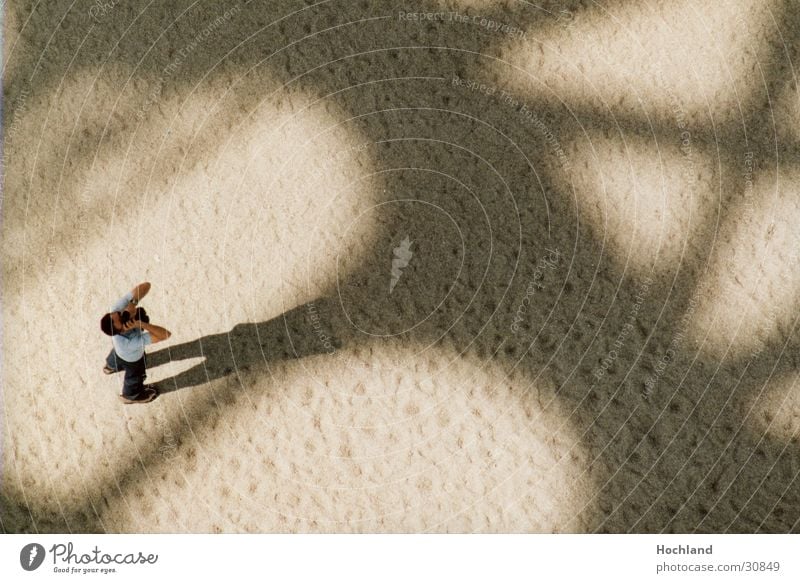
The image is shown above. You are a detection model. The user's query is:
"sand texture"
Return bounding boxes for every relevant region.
[2,0,799,532]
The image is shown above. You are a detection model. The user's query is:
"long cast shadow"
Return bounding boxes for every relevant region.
[145,301,345,392]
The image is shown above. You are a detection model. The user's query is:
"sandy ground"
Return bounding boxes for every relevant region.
[2,0,799,533]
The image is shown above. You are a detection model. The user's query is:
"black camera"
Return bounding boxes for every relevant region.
[120,307,150,324]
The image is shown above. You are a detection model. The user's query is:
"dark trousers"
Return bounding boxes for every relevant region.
[106,349,147,397]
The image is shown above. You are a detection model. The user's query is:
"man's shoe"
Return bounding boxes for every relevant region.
[103,365,117,375]
[118,386,159,404]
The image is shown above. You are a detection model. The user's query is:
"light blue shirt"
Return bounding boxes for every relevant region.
[110,291,152,362]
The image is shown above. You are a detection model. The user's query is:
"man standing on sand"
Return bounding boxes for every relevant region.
[99,282,172,404]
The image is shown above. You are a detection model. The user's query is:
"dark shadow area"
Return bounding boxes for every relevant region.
[3,0,800,534]
[145,300,344,393]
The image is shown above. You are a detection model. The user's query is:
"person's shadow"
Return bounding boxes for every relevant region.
[145,300,343,392]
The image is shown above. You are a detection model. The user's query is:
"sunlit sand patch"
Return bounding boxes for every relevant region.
[746,373,800,443]
[689,169,800,358]
[555,132,714,274]
[92,345,593,532]
[493,0,773,124]
[1,80,377,522]
[2,65,143,273]
[3,67,378,313]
